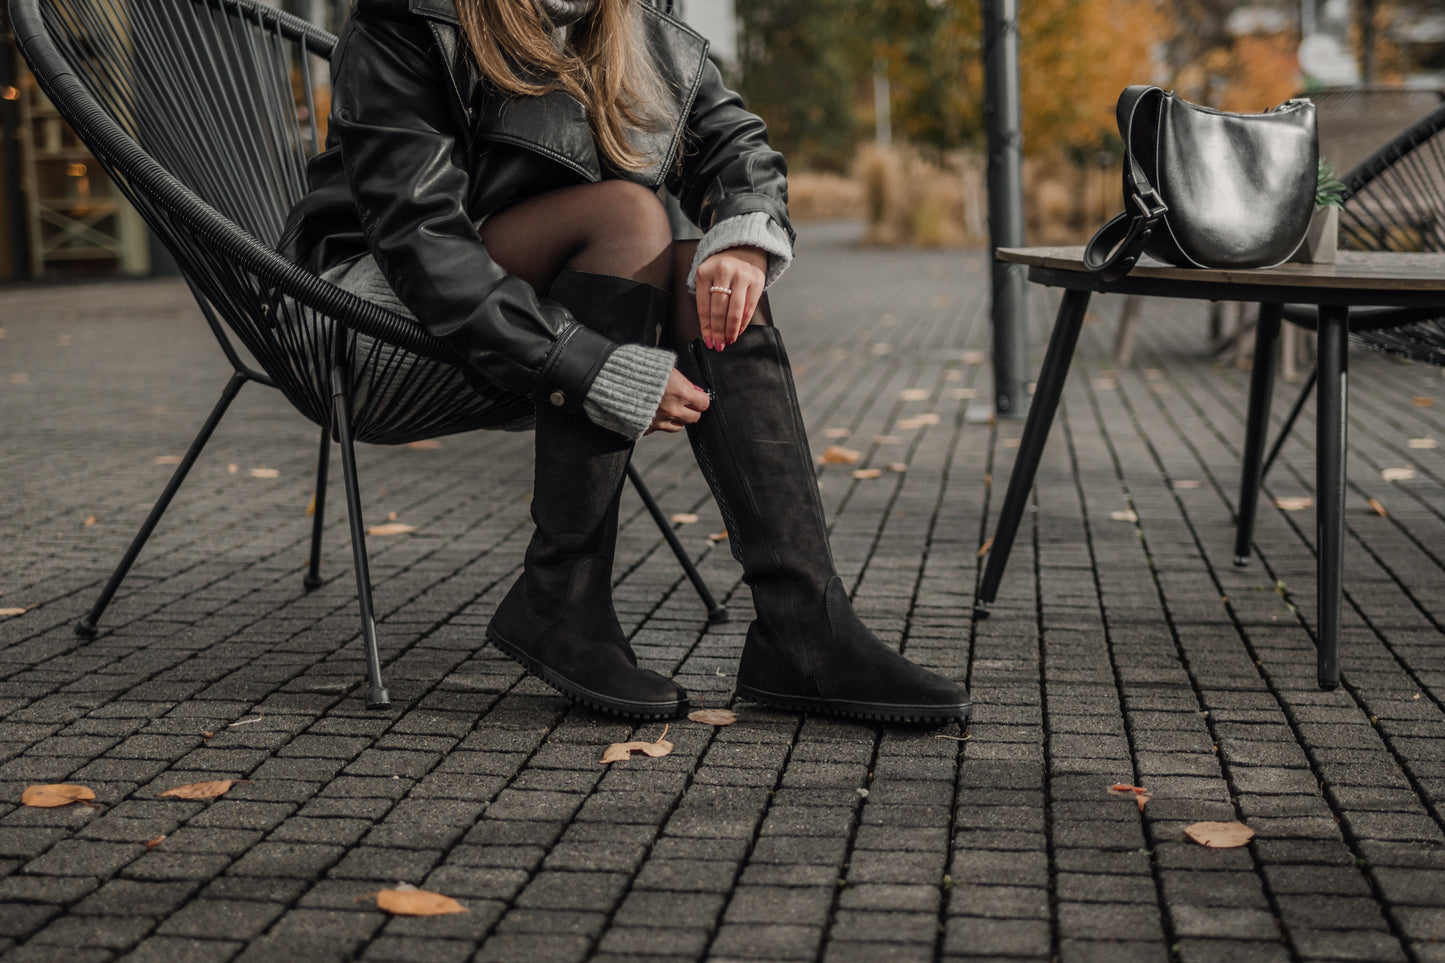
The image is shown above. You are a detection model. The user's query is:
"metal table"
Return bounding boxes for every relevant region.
[974,247,1445,689]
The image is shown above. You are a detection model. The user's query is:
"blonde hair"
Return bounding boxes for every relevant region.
[455,0,663,172]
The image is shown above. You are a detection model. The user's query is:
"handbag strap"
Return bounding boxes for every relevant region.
[1083,85,1171,282]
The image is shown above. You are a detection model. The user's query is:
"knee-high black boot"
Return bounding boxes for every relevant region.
[679,325,971,724]
[487,270,688,719]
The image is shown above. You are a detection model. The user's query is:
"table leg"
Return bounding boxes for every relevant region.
[1315,304,1348,690]
[975,288,1092,617]
[1234,303,1282,566]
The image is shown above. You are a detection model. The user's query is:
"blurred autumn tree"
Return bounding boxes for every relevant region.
[735,0,1308,169]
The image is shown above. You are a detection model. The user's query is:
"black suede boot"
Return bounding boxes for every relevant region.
[679,325,971,724]
[487,271,688,719]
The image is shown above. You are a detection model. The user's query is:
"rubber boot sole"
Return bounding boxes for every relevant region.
[736,680,971,725]
[487,627,689,720]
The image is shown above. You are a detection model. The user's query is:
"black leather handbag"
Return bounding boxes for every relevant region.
[1084,85,1318,282]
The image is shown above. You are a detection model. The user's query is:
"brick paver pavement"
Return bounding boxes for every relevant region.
[2,222,1444,962]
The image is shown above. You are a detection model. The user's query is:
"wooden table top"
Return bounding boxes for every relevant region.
[996,247,1445,295]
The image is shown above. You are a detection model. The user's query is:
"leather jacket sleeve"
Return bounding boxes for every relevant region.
[331,11,615,413]
[670,56,794,248]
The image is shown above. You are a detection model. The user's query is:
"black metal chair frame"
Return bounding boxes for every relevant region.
[11,0,726,710]
[1233,101,1445,567]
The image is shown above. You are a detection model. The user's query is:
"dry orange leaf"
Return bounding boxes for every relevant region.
[1110,510,1138,522]
[688,709,737,726]
[1184,820,1254,848]
[84,516,96,527]
[887,463,908,473]
[818,445,862,466]
[897,413,941,430]
[960,350,986,365]
[154,455,183,465]
[1382,467,1415,482]
[873,435,902,445]
[1108,783,1152,812]
[367,522,416,536]
[1408,438,1437,449]
[158,780,248,800]
[1173,480,1201,490]
[601,725,674,764]
[249,467,280,479]
[1368,498,1388,517]
[977,537,994,559]
[305,494,316,517]
[1274,496,1313,511]
[227,464,238,474]
[0,607,31,617]
[853,468,882,480]
[406,439,443,450]
[144,835,167,849]
[898,389,930,401]
[376,888,468,916]
[669,513,699,525]
[824,427,851,439]
[1002,438,1021,448]
[1413,396,1435,407]
[21,784,96,808]
[708,530,729,542]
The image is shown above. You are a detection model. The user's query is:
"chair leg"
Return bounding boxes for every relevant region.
[1315,306,1349,691]
[76,372,249,638]
[1234,304,1282,567]
[1260,366,1317,485]
[330,365,390,709]
[975,288,1092,617]
[626,464,729,623]
[304,425,331,591]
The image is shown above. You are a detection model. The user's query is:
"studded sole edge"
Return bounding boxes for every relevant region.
[736,682,972,725]
[486,629,688,721]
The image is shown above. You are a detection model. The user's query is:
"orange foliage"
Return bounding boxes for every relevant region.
[1179,34,1302,114]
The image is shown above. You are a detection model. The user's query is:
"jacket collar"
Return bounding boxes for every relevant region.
[406,0,709,189]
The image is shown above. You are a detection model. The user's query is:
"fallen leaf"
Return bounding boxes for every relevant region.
[367,522,416,536]
[1109,783,1152,811]
[887,463,908,473]
[898,389,930,401]
[143,835,166,849]
[669,513,699,525]
[1093,377,1118,390]
[601,725,674,764]
[897,413,941,430]
[1368,498,1388,517]
[818,445,862,466]
[708,530,728,542]
[824,427,851,439]
[21,784,96,808]
[83,516,96,527]
[1002,438,1020,448]
[1184,820,1255,848]
[960,350,986,365]
[1382,467,1415,482]
[852,468,882,480]
[406,439,443,450]
[375,888,468,916]
[154,455,183,465]
[1408,438,1437,449]
[688,709,737,726]
[873,435,902,445]
[386,511,398,521]
[977,537,994,559]
[1110,510,1138,522]
[249,468,280,479]
[0,607,32,617]
[1274,496,1313,511]
[158,780,248,800]
[306,494,316,517]
[949,388,976,400]
[227,464,238,474]
[1413,396,1435,408]
[1173,480,1201,490]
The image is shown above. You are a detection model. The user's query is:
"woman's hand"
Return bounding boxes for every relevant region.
[646,369,711,434]
[694,246,768,350]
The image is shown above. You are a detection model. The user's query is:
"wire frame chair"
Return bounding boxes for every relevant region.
[10,0,726,709]
[1233,100,1445,567]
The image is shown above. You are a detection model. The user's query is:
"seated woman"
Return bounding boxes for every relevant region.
[283,0,970,724]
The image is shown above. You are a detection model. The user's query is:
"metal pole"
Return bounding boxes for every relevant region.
[982,0,1028,418]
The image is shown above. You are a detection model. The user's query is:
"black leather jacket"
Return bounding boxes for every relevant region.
[282,0,792,415]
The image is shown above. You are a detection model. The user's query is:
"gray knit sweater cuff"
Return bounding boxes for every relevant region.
[583,344,677,441]
[686,211,794,292]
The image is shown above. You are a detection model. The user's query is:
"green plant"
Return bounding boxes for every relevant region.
[1316,158,1347,208]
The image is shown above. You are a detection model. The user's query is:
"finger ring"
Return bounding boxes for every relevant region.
[709,285,733,296]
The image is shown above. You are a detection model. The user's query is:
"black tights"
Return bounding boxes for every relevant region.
[479,180,770,349]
